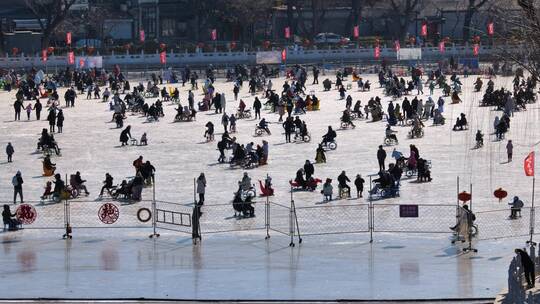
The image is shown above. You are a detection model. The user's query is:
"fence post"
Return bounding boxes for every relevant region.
[149,176,159,238]
[289,185,295,247]
[265,194,270,239]
[369,175,373,243]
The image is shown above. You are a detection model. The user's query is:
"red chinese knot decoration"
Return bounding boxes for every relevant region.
[458,191,471,202]
[98,203,119,224]
[493,188,508,202]
[16,204,37,225]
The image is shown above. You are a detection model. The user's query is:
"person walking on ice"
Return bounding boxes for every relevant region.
[506,140,513,162]
[196,173,206,205]
[6,142,14,163]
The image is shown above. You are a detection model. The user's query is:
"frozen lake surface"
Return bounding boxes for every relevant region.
[0,71,537,300]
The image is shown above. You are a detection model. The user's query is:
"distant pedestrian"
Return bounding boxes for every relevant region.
[506,140,513,162]
[355,174,365,198]
[6,142,14,162]
[515,249,535,288]
[377,145,387,171]
[34,99,42,120]
[12,171,23,204]
[25,103,32,120]
[196,173,206,205]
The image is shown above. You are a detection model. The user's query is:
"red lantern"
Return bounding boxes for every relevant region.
[458,191,471,202]
[487,22,494,36]
[353,25,359,39]
[473,44,480,56]
[284,27,291,39]
[421,22,428,37]
[41,49,47,62]
[211,29,217,41]
[159,51,166,64]
[12,47,18,56]
[439,41,445,53]
[281,49,287,61]
[68,51,75,65]
[374,46,380,59]
[263,40,271,49]
[493,188,508,202]
[66,32,72,45]
[394,40,400,52]
[47,46,55,54]
[139,30,145,43]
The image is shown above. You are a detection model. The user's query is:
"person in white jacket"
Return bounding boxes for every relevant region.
[196,173,206,205]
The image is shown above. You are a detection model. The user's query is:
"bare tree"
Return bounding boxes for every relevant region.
[24,0,77,49]
[225,0,274,44]
[389,0,421,40]
[496,0,540,79]
[462,0,490,41]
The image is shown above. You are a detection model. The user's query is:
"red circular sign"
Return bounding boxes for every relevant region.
[16,204,37,225]
[98,203,119,224]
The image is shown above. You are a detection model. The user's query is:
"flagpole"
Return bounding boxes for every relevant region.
[529,176,535,245]
[528,151,536,246]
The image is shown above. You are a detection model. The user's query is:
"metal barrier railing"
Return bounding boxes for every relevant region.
[5,192,537,247]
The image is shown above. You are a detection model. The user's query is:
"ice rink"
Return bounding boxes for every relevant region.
[0,70,538,300]
[0,229,526,301]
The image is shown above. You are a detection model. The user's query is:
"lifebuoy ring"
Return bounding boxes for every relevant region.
[137,208,151,222]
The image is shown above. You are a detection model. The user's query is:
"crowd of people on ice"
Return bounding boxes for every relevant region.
[1,59,534,243]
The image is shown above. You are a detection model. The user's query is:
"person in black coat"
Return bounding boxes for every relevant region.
[515,249,536,288]
[253,97,262,119]
[295,168,306,189]
[52,173,65,198]
[47,109,56,133]
[56,109,64,133]
[377,145,387,171]
[337,171,351,196]
[13,99,23,121]
[304,160,314,180]
[100,173,114,196]
[120,125,132,146]
[283,117,295,143]
[33,99,42,120]
[354,174,365,198]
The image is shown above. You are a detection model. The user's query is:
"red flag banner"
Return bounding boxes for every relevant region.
[487,22,494,36]
[68,51,75,64]
[394,40,400,52]
[41,49,47,62]
[374,46,380,59]
[284,27,291,39]
[421,22,428,37]
[139,30,145,43]
[159,51,166,64]
[66,32,72,45]
[353,25,359,39]
[211,29,217,41]
[473,44,480,56]
[281,49,287,61]
[439,41,445,53]
[525,152,535,176]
